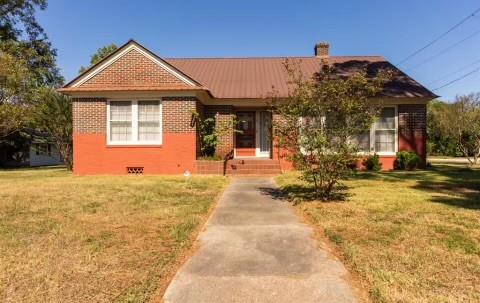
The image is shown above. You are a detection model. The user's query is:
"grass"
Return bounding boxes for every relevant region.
[0,167,227,303]
[276,164,480,303]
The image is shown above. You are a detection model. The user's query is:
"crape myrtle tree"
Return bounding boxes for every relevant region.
[272,60,391,201]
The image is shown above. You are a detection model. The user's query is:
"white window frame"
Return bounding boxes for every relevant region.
[370,105,398,156]
[106,99,162,146]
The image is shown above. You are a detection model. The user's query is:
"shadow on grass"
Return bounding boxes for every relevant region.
[354,164,480,210]
[275,164,480,208]
[414,165,480,210]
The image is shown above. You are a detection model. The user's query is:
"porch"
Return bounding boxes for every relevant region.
[195,107,284,175]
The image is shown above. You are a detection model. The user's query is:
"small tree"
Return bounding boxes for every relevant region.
[436,93,480,165]
[273,61,390,200]
[34,89,73,170]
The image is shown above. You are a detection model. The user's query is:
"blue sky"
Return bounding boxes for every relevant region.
[37,0,480,101]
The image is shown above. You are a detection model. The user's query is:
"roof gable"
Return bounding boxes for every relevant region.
[62,40,436,99]
[65,40,199,89]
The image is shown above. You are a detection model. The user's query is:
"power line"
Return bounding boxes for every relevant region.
[407,28,480,71]
[432,66,480,91]
[396,6,480,66]
[426,57,480,86]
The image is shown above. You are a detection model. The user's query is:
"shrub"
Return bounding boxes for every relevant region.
[394,151,421,170]
[363,153,382,171]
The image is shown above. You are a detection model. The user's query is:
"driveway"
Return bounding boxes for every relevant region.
[163,177,357,303]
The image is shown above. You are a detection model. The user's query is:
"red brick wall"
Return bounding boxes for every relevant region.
[272,113,294,171]
[72,98,106,134]
[398,104,427,165]
[80,48,187,88]
[72,96,199,175]
[272,106,428,171]
[162,97,197,133]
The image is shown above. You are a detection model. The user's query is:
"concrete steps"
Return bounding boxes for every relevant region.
[225,159,282,176]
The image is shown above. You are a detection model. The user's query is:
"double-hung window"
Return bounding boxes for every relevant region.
[108,100,162,145]
[374,107,396,153]
[353,106,397,155]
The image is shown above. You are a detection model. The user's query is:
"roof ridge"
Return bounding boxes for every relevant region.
[165,55,385,60]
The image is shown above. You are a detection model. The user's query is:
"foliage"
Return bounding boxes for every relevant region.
[433,93,480,165]
[0,0,63,146]
[33,89,73,170]
[0,0,63,90]
[1,0,47,41]
[394,151,421,170]
[363,153,382,171]
[427,100,461,156]
[79,43,118,73]
[192,111,237,158]
[272,60,390,200]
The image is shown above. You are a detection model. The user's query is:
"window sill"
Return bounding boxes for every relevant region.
[106,142,163,147]
[357,152,397,157]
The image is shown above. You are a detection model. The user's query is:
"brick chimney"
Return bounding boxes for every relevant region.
[314,42,329,58]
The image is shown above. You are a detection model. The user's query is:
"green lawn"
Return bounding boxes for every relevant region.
[276,164,480,303]
[0,167,227,303]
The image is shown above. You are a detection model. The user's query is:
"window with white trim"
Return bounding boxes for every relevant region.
[138,101,161,141]
[108,100,162,145]
[374,107,396,153]
[110,101,132,142]
[353,106,397,154]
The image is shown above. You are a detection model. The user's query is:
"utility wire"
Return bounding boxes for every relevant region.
[426,57,480,86]
[432,66,480,91]
[396,6,480,66]
[407,28,480,72]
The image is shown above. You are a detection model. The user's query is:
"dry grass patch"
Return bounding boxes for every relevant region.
[0,167,227,303]
[276,164,480,303]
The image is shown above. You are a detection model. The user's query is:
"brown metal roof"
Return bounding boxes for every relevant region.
[58,86,209,93]
[166,56,437,99]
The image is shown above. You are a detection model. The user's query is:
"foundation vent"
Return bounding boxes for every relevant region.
[127,167,144,175]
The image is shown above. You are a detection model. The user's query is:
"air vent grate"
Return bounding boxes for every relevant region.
[127,167,144,175]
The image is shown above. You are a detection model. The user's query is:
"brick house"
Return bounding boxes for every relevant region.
[60,40,436,175]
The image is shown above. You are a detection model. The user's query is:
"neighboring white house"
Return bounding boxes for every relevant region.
[29,143,63,167]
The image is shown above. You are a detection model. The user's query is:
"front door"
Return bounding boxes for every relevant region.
[256,111,272,157]
[235,111,256,157]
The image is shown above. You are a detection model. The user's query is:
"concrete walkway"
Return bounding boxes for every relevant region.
[163,178,357,303]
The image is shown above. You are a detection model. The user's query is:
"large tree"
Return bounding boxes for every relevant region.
[1,0,63,90]
[435,93,480,165]
[1,0,64,166]
[427,100,460,156]
[1,0,63,110]
[272,61,390,200]
[79,43,118,73]
[34,88,73,169]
